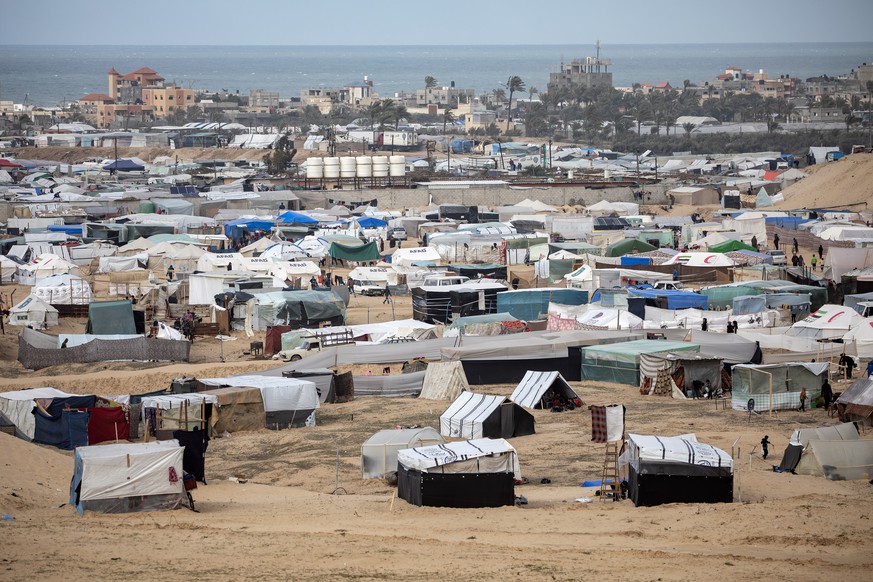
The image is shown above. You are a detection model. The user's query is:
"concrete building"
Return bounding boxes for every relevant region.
[415,84,476,107]
[548,44,613,92]
[249,89,280,112]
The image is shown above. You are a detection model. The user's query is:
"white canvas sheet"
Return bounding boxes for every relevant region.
[397,437,520,478]
[628,433,732,471]
[77,440,185,501]
[198,375,319,413]
[440,392,505,439]
[0,387,72,439]
[510,370,577,409]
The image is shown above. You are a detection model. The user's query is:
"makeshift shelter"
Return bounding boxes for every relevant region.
[628,288,708,310]
[140,393,217,435]
[419,361,469,400]
[668,186,719,206]
[836,378,873,425]
[794,438,873,480]
[730,362,828,412]
[277,211,318,225]
[708,239,757,253]
[17,254,78,286]
[510,370,579,410]
[663,252,734,267]
[625,433,733,507]
[0,387,72,440]
[605,239,657,257]
[199,386,265,434]
[198,375,319,429]
[70,440,189,515]
[282,369,337,403]
[223,217,275,239]
[496,289,588,321]
[102,158,145,172]
[0,255,18,283]
[411,281,506,324]
[32,395,96,450]
[361,427,444,479]
[31,273,93,305]
[639,352,723,397]
[7,295,59,327]
[255,290,346,329]
[85,300,137,335]
[396,438,520,508]
[440,392,535,439]
[329,240,379,263]
[580,340,700,386]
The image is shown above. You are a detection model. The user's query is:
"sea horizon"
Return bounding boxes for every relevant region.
[2,42,871,109]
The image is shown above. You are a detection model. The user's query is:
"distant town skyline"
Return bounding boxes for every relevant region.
[2,0,872,46]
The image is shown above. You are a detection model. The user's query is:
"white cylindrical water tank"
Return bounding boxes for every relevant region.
[372,155,389,178]
[389,155,406,177]
[567,170,574,180]
[340,156,357,178]
[306,157,324,180]
[323,157,340,179]
[356,156,372,178]
[604,169,611,180]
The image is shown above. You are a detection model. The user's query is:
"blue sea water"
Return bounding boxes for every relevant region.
[1,43,871,108]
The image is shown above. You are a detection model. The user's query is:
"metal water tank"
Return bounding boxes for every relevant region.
[340,156,357,178]
[389,155,406,177]
[323,157,340,179]
[372,156,389,178]
[356,156,372,178]
[306,157,324,179]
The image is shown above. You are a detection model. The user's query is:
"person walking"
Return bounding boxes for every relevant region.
[821,379,833,412]
[840,353,855,379]
[866,360,873,379]
[798,387,807,412]
[793,237,799,254]
[774,233,780,249]
[811,255,817,270]
[761,435,771,460]
[382,284,391,304]
[818,244,824,260]
[701,317,708,332]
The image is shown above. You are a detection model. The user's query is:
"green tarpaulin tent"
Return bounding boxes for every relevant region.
[709,239,756,253]
[329,241,379,262]
[605,239,657,257]
[85,300,136,335]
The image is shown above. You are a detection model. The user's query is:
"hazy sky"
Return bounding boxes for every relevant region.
[2,0,872,45]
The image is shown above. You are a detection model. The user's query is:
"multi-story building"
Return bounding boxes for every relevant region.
[548,43,613,92]
[414,83,476,107]
[249,89,280,113]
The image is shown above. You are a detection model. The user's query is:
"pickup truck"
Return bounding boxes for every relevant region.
[651,280,685,291]
[274,337,324,361]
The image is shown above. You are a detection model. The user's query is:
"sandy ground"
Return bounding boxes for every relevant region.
[773,153,873,211]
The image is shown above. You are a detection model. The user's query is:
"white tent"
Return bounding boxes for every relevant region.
[0,255,19,283]
[419,361,469,400]
[361,427,444,479]
[392,246,443,266]
[196,252,247,272]
[788,304,862,339]
[510,370,579,409]
[794,440,873,480]
[439,392,534,439]
[662,252,734,267]
[0,387,72,439]
[70,440,189,514]
[16,254,79,285]
[842,317,873,358]
[548,249,584,260]
[32,273,93,305]
[7,295,59,327]
[349,266,398,287]
[238,237,277,257]
[397,437,521,478]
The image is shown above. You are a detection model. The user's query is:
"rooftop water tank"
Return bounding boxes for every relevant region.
[323,157,340,179]
[306,157,324,180]
[372,156,389,178]
[356,156,372,178]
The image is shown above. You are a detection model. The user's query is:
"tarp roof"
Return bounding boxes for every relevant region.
[397,437,520,477]
[582,340,699,363]
[85,300,136,335]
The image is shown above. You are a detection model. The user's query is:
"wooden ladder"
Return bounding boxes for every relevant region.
[599,441,621,502]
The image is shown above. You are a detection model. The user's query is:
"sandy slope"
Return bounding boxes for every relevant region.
[773,153,873,211]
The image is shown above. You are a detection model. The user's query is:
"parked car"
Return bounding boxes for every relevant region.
[388,227,408,241]
[768,250,787,265]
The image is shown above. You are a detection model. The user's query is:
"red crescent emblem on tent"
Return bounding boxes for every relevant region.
[703,255,715,264]
[827,311,844,323]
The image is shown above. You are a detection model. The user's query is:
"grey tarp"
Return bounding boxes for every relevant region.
[353,371,426,397]
[659,329,760,365]
[18,327,190,370]
[836,378,873,422]
[86,300,136,335]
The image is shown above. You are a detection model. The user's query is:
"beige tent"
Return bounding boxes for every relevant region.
[668,186,719,206]
[200,386,265,434]
[418,361,469,400]
[794,440,873,480]
[117,237,154,256]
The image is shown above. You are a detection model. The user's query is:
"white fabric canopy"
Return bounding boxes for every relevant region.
[397,437,520,477]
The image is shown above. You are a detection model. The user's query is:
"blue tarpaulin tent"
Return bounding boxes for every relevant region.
[277,211,318,225]
[620,256,651,266]
[103,159,145,171]
[355,216,388,228]
[224,218,276,239]
[47,224,85,236]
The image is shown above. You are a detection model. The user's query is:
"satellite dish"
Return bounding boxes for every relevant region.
[747,398,755,412]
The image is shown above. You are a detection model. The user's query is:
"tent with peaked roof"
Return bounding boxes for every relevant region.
[277,211,318,225]
[836,378,873,424]
[787,304,862,339]
[439,392,534,439]
[794,439,873,480]
[510,370,579,409]
[8,295,59,327]
[419,361,469,400]
[605,239,657,257]
[86,300,136,335]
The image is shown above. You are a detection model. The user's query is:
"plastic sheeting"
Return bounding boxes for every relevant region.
[0,387,72,440]
[361,427,445,479]
[731,362,828,411]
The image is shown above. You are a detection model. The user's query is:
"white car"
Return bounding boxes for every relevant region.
[768,250,787,265]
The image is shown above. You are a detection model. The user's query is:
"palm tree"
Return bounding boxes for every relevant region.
[425,75,437,89]
[528,86,538,103]
[392,104,409,129]
[442,107,455,135]
[766,119,781,134]
[682,122,697,136]
[845,113,857,133]
[505,75,526,131]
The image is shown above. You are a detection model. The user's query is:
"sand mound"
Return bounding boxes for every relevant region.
[773,153,873,210]
[0,433,72,513]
